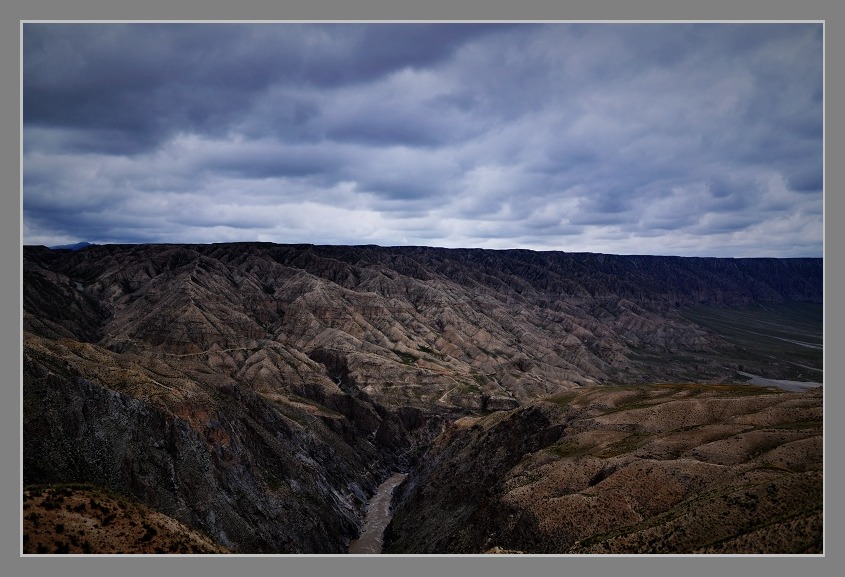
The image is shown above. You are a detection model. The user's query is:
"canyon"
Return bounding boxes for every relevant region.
[22,242,823,554]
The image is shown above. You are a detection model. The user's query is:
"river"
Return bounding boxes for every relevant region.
[347,472,407,554]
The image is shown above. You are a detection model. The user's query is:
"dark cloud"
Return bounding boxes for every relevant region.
[22,23,823,257]
[23,23,507,152]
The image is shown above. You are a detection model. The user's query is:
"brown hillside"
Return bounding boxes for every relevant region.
[23,484,229,554]
[385,383,822,554]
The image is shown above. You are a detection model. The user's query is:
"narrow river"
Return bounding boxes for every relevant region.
[348,472,407,554]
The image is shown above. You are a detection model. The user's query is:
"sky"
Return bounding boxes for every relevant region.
[22,22,823,257]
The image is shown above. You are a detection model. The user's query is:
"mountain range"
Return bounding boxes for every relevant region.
[22,242,823,554]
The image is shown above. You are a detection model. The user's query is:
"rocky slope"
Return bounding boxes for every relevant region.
[384,384,823,554]
[23,243,822,411]
[23,484,230,554]
[23,336,443,553]
[22,242,823,554]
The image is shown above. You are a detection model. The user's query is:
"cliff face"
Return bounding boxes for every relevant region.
[22,243,823,553]
[23,347,409,553]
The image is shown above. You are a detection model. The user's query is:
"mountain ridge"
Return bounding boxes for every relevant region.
[22,242,823,553]
[23,243,822,400]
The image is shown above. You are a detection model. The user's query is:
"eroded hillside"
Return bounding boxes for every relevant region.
[23,243,822,411]
[22,243,823,554]
[385,384,823,554]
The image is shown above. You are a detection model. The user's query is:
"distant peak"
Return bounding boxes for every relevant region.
[49,241,94,251]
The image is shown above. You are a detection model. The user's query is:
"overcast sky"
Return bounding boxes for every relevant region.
[22,22,823,257]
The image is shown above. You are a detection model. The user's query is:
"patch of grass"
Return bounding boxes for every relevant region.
[547,439,592,459]
[395,351,418,365]
[546,392,578,407]
[593,389,656,414]
[596,383,651,393]
[418,344,447,363]
[651,382,779,396]
[679,303,823,380]
[458,382,481,394]
[594,432,654,458]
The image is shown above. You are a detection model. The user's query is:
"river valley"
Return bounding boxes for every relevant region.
[348,473,408,554]
[22,243,823,554]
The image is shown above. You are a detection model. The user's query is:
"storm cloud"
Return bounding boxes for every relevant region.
[23,22,823,257]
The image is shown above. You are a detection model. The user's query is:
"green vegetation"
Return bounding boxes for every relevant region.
[679,302,822,381]
[395,351,419,365]
[418,344,447,362]
[546,392,578,407]
[547,439,592,459]
[594,433,653,458]
[650,382,779,396]
[458,382,481,394]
